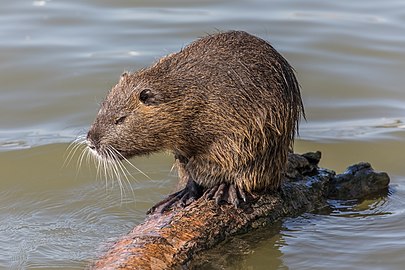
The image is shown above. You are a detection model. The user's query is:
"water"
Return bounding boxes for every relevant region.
[1,0,405,269]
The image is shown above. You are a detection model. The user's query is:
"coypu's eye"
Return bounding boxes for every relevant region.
[115,115,127,125]
[139,89,157,105]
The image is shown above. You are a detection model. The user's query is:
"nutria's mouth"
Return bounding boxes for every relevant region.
[86,140,130,161]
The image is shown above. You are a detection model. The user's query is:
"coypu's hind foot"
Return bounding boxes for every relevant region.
[203,183,248,208]
[147,178,203,214]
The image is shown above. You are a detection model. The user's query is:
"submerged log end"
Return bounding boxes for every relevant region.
[329,162,390,199]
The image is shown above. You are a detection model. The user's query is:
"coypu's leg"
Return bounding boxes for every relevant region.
[147,177,203,214]
[203,183,248,208]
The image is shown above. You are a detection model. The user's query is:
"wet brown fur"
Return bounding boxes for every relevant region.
[87,31,304,193]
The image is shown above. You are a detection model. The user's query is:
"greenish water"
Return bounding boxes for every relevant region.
[1,0,405,269]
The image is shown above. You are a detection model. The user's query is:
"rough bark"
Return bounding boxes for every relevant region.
[90,152,390,270]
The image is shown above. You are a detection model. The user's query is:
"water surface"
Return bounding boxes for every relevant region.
[1,0,405,269]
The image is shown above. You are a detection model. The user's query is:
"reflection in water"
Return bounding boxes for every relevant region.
[190,222,286,270]
[301,117,405,142]
[281,189,405,270]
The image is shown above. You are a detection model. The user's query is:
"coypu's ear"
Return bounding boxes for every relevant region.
[139,89,160,106]
[119,72,130,83]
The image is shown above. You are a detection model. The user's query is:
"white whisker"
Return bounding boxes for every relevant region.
[95,153,102,183]
[109,148,135,200]
[67,135,140,204]
[169,163,177,174]
[111,146,151,180]
[102,155,109,188]
[110,148,136,181]
[63,135,86,168]
[75,145,88,179]
[108,147,135,202]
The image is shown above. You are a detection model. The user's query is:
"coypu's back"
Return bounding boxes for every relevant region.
[146,30,304,191]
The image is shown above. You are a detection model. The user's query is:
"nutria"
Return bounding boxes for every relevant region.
[86,30,304,213]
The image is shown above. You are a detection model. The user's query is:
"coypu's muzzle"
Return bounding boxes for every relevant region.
[86,127,131,160]
[86,128,100,154]
[86,138,96,151]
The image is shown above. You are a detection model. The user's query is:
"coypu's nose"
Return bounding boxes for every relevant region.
[86,139,96,151]
[86,129,99,151]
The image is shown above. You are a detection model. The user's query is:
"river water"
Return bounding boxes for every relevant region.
[1,0,405,269]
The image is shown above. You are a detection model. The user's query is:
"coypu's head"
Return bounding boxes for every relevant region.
[86,67,183,161]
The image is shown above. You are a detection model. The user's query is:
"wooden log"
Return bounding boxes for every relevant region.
[90,152,390,270]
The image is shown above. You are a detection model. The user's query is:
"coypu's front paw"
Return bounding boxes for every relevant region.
[203,183,248,208]
[147,179,203,214]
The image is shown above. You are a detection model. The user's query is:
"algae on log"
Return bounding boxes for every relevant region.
[91,152,390,270]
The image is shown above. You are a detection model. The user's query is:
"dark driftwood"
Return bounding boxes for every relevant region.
[91,152,390,270]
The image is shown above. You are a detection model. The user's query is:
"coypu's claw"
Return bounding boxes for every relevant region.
[147,180,249,214]
[147,179,203,214]
[203,183,248,208]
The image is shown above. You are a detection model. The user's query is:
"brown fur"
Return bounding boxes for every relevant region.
[87,30,304,193]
